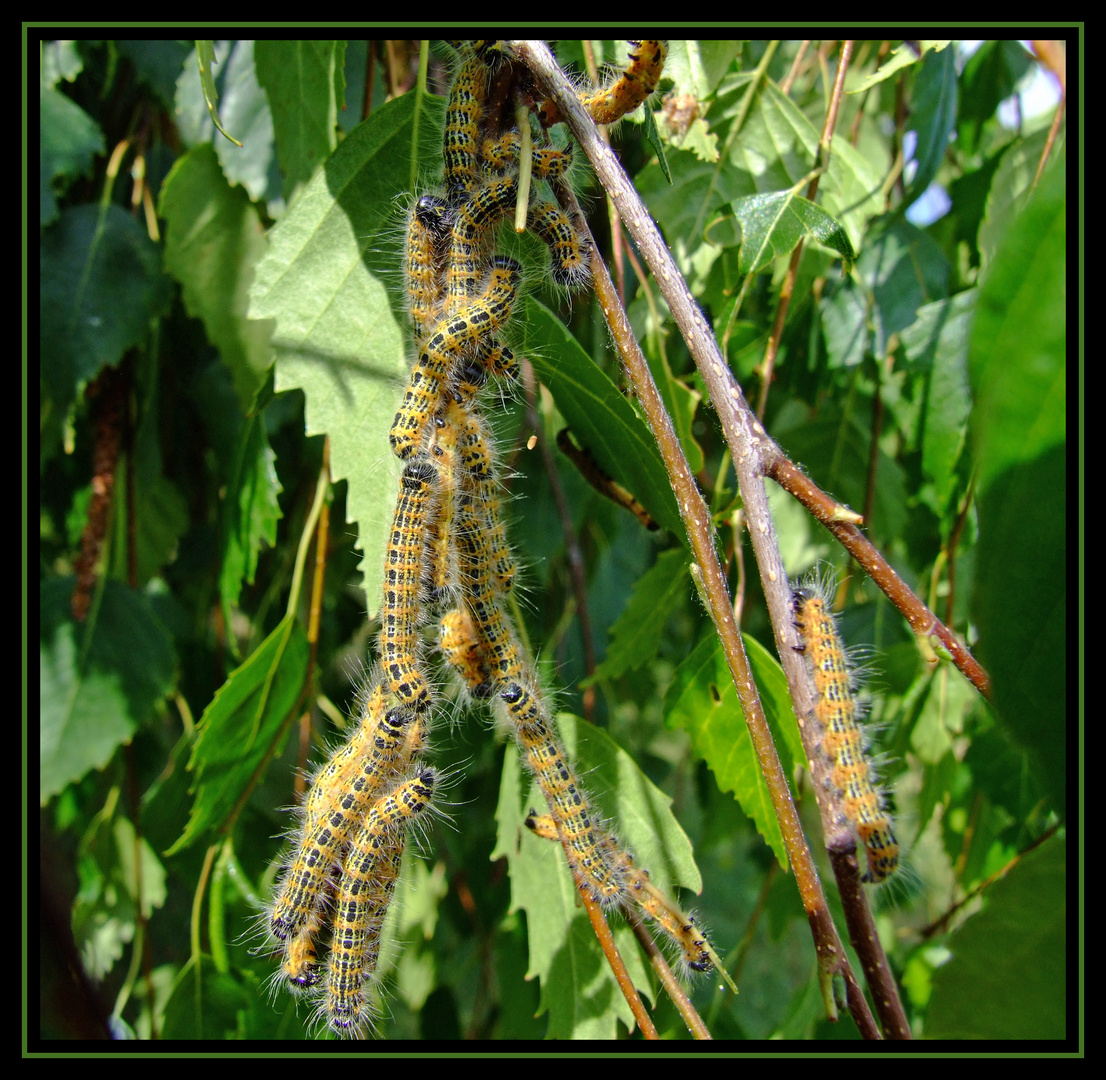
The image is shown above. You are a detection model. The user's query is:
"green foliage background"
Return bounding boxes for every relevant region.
[38,39,1070,1043]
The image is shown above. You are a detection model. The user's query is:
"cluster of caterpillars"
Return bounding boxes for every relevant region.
[268,40,700,1040]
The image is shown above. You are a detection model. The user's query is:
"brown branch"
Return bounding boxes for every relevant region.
[577,882,660,1039]
[504,39,939,1039]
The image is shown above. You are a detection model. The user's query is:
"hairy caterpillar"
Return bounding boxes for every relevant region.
[269,689,416,943]
[447,176,521,310]
[454,489,522,684]
[448,169,589,308]
[442,42,497,199]
[792,575,899,884]
[452,401,515,596]
[538,40,669,127]
[323,768,438,1038]
[507,687,625,906]
[404,193,451,340]
[480,131,574,180]
[379,459,438,712]
[405,194,519,385]
[525,812,712,975]
[451,466,623,904]
[424,406,463,603]
[390,256,522,460]
[438,605,495,699]
[526,199,591,289]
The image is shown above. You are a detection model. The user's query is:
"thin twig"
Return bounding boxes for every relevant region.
[506,39,913,1038]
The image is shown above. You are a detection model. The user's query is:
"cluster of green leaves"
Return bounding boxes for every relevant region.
[39,39,1068,1043]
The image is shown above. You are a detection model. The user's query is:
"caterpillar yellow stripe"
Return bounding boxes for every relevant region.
[507,693,625,906]
[443,42,497,200]
[323,768,437,1039]
[269,690,415,943]
[537,40,668,127]
[390,256,522,460]
[793,581,899,884]
[378,458,438,712]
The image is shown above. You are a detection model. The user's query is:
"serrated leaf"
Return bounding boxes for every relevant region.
[522,298,683,539]
[664,633,804,870]
[724,191,857,276]
[585,548,690,684]
[41,204,172,403]
[255,40,346,197]
[218,414,283,614]
[168,614,308,854]
[40,579,176,804]
[159,143,273,407]
[39,83,104,227]
[248,91,446,610]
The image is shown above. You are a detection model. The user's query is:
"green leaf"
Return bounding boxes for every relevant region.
[584,548,691,684]
[195,39,242,147]
[821,218,949,368]
[723,190,856,276]
[74,804,168,980]
[903,45,958,203]
[522,298,684,539]
[969,161,1066,809]
[970,164,1065,493]
[248,91,446,608]
[664,632,804,870]
[159,143,274,407]
[927,836,1066,1038]
[255,40,347,198]
[899,289,977,515]
[40,579,177,804]
[39,84,104,227]
[40,204,171,403]
[218,412,283,615]
[168,614,308,854]
[848,41,949,95]
[639,74,881,264]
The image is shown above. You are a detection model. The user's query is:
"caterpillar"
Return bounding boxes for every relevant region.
[438,605,495,699]
[621,861,712,975]
[443,42,497,200]
[390,256,522,460]
[451,401,515,596]
[404,193,451,340]
[454,488,522,683]
[792,575,899,884]
[405,194,519,384]
[452,470,622,904]
[538,40,668,127]
[526,199,591,289]
[447,170,589,309]
[525,812,712,975]
[424,406,462,603]
[508,688,625,906]
[279,890,328,993]
[446,176,522,309]
[323,767,438,1038]
[269,694,415,943]
[480,131,574,181]
[379,459,438,712]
